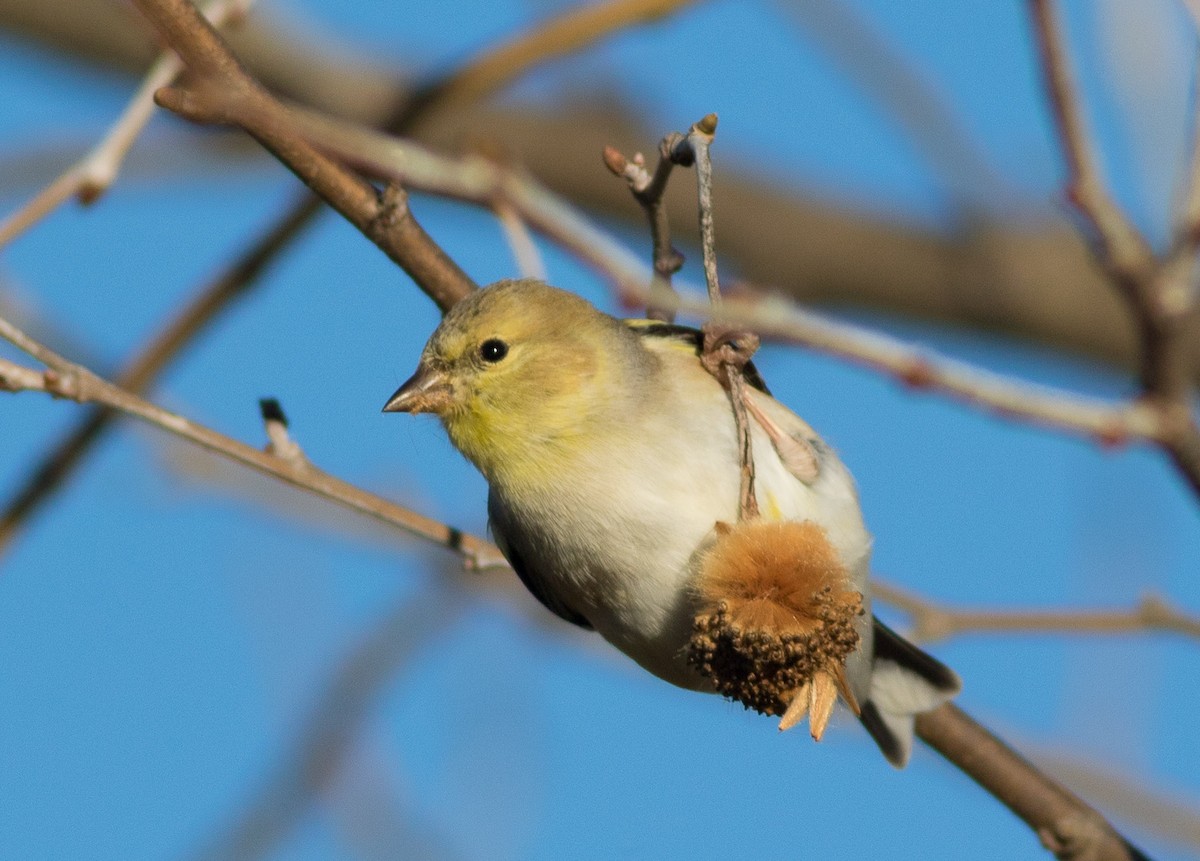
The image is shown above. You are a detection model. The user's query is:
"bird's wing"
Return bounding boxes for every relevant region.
[488,490,594,630]
[624,318,825,486]
[859,618,962,767]
[622,319,771,394]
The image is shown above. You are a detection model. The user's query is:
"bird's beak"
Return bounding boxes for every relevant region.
[382,362,453,414]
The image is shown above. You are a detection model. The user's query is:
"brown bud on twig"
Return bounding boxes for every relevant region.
[687,520,863,739]
[602,145,628,176]
[694,112,718,136]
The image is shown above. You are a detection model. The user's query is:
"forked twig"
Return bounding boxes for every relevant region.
[0,0,255,249]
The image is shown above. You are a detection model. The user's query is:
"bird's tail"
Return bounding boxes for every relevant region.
[858,619,961,768]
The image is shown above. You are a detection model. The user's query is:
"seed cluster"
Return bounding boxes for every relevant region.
[686,520,863,717]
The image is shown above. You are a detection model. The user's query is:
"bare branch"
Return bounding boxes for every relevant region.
[0,0,253,249]
[1029,0,1200,501]
[874,581,1200,644]
[602,142,683,321]
[494,201,546,280]
[0,316,507,571]
[404,0,706,120]
[654,285,1163,445]
[915,705,1147,861]
[0,197,320,553]
[289,105,650,293]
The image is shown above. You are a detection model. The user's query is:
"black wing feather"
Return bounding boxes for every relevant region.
[871,618,961,693]
[488,492,593,630]
[629,322,771,395]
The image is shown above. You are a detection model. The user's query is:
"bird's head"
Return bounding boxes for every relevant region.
[383,279,639,482]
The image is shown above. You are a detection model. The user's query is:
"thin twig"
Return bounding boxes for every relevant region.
[404,0,705,119]
[663,113,762,519]
[873,581,1200,644]
[0,197,320,553]
[0,0,687,554]
[602,142,683,321]
[674,114,722,305]
[284,107,1166,447]
[287,104,650,294]
[0,0,254,249]
[0,319,507,571]
[659,284,1164,445]
[600,134,686,321]
[494,202,546,280]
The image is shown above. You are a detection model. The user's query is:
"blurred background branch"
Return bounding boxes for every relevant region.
[4,0,1194,383]
[2,0,1198,858]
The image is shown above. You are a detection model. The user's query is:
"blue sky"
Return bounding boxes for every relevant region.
[1,1,1198,859]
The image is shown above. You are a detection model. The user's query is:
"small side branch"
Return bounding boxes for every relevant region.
[0,198,320,555]
[663,113,762,519]
[874,581,1200,644]
[0,0,254,249]
[0,316,507,572]
[650,285,1164,446]
[666,114,722,304]
[603,142,683,321]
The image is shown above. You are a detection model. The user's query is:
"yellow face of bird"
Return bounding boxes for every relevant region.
[383,281,620,483]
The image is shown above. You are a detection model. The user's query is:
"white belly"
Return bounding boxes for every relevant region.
[499,390,872,693]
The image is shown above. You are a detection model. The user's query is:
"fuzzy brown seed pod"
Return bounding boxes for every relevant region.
[687,520,864,734]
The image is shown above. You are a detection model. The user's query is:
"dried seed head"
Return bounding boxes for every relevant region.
[687,520,863,722]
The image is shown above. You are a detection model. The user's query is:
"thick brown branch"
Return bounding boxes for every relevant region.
[1,0,696,555]
[1028,0,1200,499]
[131,0,476,311]
[916,705,1147,861]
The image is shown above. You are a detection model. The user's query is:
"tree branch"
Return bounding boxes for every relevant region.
[873,581,1200,644]
[916,705,1150,861]
[0,0,254,248]
[0,198,319,552]
[0,324,506,571]
[131,0,477,312]
[1029,0,1200,500]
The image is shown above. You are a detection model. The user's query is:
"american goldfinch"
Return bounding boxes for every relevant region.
[384,279,959,766]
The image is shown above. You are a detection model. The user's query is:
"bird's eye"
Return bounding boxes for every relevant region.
[479,338,509,363]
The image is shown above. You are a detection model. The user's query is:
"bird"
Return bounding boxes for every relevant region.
[383,278,959,767]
